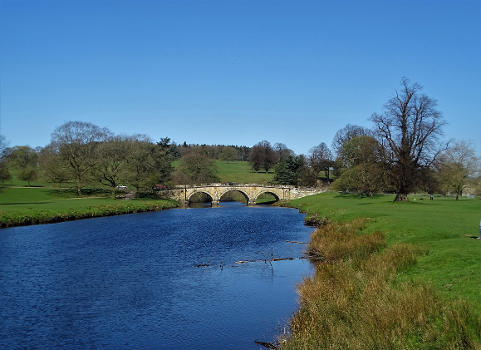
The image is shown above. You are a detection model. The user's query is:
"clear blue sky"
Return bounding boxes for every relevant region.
[1,0,480,155]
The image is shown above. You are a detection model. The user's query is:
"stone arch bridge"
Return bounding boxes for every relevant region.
[158,184,325,206]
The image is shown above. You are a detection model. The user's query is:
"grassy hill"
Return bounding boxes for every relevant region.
[214,160,274,184]
[172,160,274,184]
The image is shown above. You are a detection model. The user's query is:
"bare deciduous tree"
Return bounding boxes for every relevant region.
[332,124,372,155]
[309,142,333,181]
[273,142,294,162]
[51,121,111,195]
[371,78,445,201]
[94,136,130,193]
[124,135,157,193]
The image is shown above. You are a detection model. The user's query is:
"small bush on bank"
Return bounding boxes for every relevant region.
[304,213,329,227]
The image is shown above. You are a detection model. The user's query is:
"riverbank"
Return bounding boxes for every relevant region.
[0,187,178,228]
[281,193,481,349]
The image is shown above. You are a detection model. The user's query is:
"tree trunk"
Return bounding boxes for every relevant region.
[76,179,81,197]
[455,194,459,200]
[394,192,409,201]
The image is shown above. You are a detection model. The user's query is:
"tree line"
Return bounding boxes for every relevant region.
[1,79,479,201]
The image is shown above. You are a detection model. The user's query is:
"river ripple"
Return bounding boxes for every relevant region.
[0,202,313,349]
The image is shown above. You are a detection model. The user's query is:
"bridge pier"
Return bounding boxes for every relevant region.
[247,200,256,206]
[211,200,220,207]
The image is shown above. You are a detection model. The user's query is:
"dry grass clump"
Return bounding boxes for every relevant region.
[307,218,385,263]
[281,221,481,349]
[304,213,329,227]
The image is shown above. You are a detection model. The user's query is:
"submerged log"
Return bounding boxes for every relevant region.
[254,340,278,349]
[272,257,295,261]
[285,240,307,244]
[196,256,305,269]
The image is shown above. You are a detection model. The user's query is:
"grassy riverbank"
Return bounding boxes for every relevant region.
[0,187,178,228]
[282,193,481,349]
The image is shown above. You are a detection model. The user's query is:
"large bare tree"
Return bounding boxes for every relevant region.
[371,78,445,201]
[309,142,333,181]
[51,121,111,195]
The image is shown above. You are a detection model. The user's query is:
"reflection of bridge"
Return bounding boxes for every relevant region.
[159,184,325,206]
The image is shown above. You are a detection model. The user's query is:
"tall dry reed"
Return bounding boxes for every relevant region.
[281,220,481,349]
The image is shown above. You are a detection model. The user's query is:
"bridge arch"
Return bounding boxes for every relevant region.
[255,191,280,204]
[218,189,250,204]
[187,191,215,204]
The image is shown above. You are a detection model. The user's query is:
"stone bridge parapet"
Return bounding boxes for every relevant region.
[158,183,325,206]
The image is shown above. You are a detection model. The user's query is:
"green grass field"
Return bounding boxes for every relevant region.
[214,160,274,183]
[173,160,274,183]
[0,187,177,227]
[290,193,481,313]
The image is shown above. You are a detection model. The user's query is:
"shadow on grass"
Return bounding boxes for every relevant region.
[47,188,112,197]
[333,192,387,200]
[0,201,55,205]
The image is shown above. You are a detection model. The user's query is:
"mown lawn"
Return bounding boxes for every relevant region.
[290,193,481,313]
[214,160,274,184]
[0,187,177,228]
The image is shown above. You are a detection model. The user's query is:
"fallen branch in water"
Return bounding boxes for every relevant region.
[254,340,278,349]
[286,240,307,244]
[195,256,307,268]
[234,257,304,264]
[272,257,294,261]
[193,263,211,267]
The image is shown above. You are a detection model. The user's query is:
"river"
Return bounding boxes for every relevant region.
[0,202,313,349]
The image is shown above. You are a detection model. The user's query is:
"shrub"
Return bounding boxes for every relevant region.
[304,213,329,227]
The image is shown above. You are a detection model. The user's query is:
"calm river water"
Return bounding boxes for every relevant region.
[0,202,313,349]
